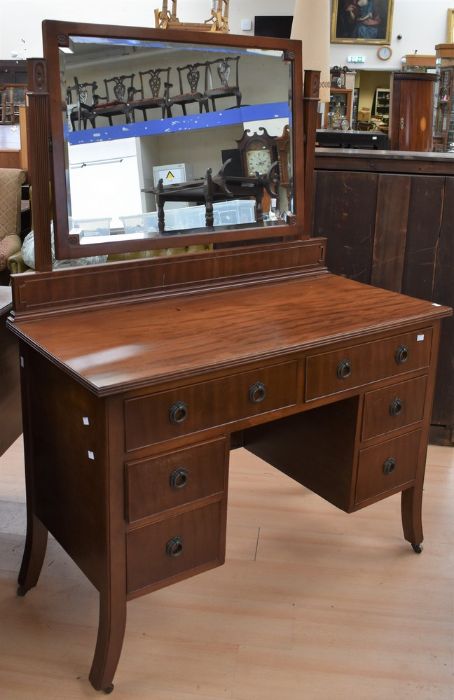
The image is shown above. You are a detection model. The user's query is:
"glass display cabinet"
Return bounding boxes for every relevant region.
[434,44,454,152]
[373,87,390,122]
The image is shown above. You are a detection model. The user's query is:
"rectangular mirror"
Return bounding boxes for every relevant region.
[43,22,304,259]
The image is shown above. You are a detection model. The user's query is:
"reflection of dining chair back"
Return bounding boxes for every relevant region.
[67,78,104,130]
[138,67,171,100]
[204,56,241,111]
[130,67,172,121]
[178,63,203,95]
[103,74,136,103]
[168,63,209,116]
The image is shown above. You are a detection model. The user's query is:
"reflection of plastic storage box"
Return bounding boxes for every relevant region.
[120,212,159,235]
[213,200,255,226]
[72,217,112,237]
[163,205,206,230]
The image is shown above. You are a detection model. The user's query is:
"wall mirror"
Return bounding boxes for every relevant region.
[43,21,303,259]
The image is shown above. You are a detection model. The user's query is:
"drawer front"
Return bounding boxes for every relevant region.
[355,430,421,505]
[305,328,432,401]
[362,376,427,441]
[125,362,298,451]
[125,437,228,523]
[126,501,224,594]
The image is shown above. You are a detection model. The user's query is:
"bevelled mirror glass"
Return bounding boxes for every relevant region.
[43,22,303,259]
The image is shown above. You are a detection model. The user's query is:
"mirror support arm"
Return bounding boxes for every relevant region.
[26,58,53,272]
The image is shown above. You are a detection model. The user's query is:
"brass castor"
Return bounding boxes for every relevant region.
[411,543,423,554]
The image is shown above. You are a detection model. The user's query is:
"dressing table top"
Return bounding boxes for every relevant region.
[10,273,450,396]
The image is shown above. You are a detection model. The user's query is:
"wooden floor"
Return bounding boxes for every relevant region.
[0,437,453,699]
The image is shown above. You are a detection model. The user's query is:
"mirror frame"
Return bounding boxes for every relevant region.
[42,20,304,260]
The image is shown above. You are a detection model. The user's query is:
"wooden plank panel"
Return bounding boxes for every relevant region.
[371,174,411,292]
[402,176,444,300]
[313,170,378,282]
[432,177,454,432]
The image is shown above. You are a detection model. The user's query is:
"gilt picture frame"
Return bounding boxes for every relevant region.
[331,0,394,45]
[448,9,454,43]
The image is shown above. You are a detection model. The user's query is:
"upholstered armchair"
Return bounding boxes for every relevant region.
[0,168,26,277]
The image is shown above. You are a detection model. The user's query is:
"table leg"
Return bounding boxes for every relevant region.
[17,513,48,596]
[88,587,127,693]
[401,486,423,553]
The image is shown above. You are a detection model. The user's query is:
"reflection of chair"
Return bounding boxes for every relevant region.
[131,67,172,120]
[94,74,136,126]
[0,168,26,277]
[67,78,101,130]
[168,63,209,116]
[204,56,241,111]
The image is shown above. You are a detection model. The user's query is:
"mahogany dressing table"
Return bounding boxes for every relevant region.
[7,21,452,693]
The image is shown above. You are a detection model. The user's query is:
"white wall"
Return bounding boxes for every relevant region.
[330,0,453,72]
[0,0,294,59]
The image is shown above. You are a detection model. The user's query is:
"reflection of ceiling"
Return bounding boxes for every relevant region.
[63,36,281,70]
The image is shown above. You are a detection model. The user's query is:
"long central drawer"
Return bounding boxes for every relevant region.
[124,361,298,451]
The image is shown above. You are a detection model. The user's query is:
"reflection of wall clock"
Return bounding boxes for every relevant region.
[236,127,278,177]
[377,46,392,61]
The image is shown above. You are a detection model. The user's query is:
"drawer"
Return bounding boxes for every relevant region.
[305,328,432,401]
[125,437,228,523]
[125,361,298,451]
[362,376,427,441]
[355,430,421,505]
[126,500,224,594]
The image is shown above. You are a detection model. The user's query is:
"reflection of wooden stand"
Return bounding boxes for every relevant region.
[155,0,229,33]
[146,162,278,232]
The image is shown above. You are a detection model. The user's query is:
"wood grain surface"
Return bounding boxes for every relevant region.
[8,274,451,395]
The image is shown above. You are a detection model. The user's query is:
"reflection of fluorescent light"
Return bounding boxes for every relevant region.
[59,47,74,54]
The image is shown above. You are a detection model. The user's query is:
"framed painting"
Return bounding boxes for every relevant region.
[331,0,394,44]
[448,9,454,43]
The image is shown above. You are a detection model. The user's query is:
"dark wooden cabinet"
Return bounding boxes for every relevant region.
[389,72,437,151]
[313,150,454,444]
[0,60,27,86]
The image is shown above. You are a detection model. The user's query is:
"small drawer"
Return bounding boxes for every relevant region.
[355,430,421,505]
[305,328,432,401]
[362,376,427,441]
[126,500,224,594]
[125,361,298,451]
[125,437,228,523]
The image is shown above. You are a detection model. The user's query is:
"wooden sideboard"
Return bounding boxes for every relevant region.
[8,241,451,692]
[313,149,454,445]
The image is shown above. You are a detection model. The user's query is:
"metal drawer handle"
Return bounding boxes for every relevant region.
[169,401,188,425]
[389,398,404,417]
[249,381,267,404]
[395,345,409,365]
[337,359,352,380]
[383,457,397,476]
[170,468,189,490]
[166,536,184,558]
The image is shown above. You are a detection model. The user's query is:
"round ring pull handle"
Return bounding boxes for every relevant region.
[169,401,188,425]
[249,381,267,404]
[383,457,397,476]
[170,468,189,490]
[337,359,352,380]
[389,398,404,417]
[166,536,184,558]
[395,345,409,365]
